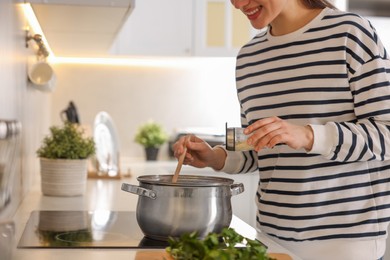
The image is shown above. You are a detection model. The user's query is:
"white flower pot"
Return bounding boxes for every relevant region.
[40,158,88,196]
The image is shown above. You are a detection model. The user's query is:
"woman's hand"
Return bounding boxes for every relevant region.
[173,135,226,170]
[245,116,314,152]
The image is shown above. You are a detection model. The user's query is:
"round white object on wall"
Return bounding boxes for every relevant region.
[27,59,57,92]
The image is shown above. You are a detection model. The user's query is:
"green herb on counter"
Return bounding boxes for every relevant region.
[166,227,274,260]
[37,122,95,159]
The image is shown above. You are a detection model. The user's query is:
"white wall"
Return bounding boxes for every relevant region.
[0,1,51,220]
[368,16,390,260]
[368,17,390,51]
[50,58,241,160]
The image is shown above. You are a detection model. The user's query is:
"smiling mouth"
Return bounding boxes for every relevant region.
[244,6,261,19]
[245,7,260,16]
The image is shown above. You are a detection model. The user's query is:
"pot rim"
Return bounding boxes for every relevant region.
[136,174,235,187]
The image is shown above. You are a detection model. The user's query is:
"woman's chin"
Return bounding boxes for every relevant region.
[250,21,268,30]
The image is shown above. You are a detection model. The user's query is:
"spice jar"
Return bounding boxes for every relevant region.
[225,124,254,151]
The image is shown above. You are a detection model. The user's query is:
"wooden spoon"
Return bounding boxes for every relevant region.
[172,137,188,183]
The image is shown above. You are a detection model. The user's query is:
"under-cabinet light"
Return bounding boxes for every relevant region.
[21,3,234,68]
[22,3,55,60]
[51,56,228,68]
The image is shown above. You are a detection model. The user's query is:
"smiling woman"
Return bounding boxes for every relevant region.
[171,0,390,259]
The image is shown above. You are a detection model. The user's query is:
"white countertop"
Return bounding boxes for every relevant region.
[8,161,302,260]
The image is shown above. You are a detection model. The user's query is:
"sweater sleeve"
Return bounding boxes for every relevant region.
[309,19,390,162]
[219,104,258,174]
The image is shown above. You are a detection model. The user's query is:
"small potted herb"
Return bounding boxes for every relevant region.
[37,122,95,196]
[134,120,168,160]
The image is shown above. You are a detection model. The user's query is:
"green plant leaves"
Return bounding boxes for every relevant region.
[37,122,95,159]
[134,121,168,148]
[166,227,273,260]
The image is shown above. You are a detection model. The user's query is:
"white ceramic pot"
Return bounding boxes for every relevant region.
[40,158,88,196]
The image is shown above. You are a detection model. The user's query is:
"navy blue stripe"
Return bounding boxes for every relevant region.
[258,152,318,160]
[242,152,258,173]
[242,87,351,104]
[238,73,347,94]
[369,21,379,44]
[237,46,346,70]
[360,123,374,159]
[259,163,390,183]
[247,151,257,172]
[352,81,390,96]
[347,33,375,58]
[238,32,372,70]
[351,67,388,84]
[258,160,351,174]
[238,33,348,61]
[242,31,268,48]
[322,12,363,21]
[277,110,354,120]
[239,152,249,173]
[346,46,365,66]
[260,190,390,208]
[245,99,353,113]
[339,122,355,161]
[247,110,355,125]
[357,109,390,120]
[331,124,343,160]
[348,133,357,160]
[266,230,386,242]
[355,95,390,108]
[259,217,390,233]
[308,20,375,42]
[356,141,369,161]
[236,60,346,81]
[372,119,386,161]
[262,177,390,196]
[259,204,390,221]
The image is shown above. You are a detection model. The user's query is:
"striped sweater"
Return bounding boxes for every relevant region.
[221,7,390,245]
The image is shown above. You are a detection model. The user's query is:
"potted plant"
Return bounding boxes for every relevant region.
[37,122,95,196]
[134,120,168,161]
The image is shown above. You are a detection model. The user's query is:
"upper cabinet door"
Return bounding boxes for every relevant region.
[111,0,258,57]
[193,0,258,57]
[110,0,193,56]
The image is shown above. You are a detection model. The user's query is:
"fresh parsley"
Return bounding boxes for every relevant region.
[166,227,274,260]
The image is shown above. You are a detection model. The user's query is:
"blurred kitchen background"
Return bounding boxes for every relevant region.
[1,0,390,244]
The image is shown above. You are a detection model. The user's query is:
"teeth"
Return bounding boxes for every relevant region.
[246,8,259,16]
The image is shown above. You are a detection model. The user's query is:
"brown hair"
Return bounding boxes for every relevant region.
[300,0,337,9]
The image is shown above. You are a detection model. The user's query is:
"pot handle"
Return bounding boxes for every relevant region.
[230,183,244,196]
[121,183,157,200]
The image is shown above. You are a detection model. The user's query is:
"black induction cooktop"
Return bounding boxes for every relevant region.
[18,211,169,249]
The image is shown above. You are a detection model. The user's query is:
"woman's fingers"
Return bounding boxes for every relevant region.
[246,117,313,151]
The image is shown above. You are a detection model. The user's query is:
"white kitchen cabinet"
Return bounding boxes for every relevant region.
[110,0,193,56]
[28,0,135,56]
[110,0,258,57]
[193,0,258,57]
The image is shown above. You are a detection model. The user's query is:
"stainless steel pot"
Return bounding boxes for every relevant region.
[121,174,244,241]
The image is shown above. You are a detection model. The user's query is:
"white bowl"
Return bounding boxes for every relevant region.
[28,60,57,92]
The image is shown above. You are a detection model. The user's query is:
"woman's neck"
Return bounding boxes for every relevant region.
[270,3,324,36]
